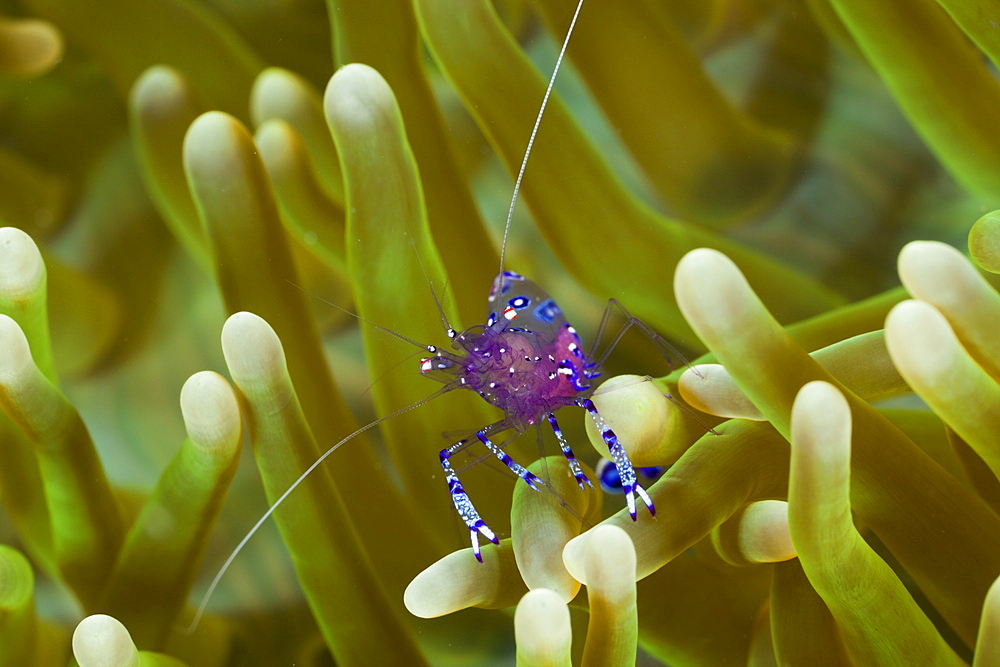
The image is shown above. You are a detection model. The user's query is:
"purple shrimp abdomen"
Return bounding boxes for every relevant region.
[548,323,589,396]
[460,279,591,429]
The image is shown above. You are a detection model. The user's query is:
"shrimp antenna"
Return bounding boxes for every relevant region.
[498,0,586,275]
[184,383,456,633]
[403,231,458,338]
[286,280,433,351]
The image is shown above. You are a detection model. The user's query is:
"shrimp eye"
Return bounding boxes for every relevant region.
[420,356,455,374]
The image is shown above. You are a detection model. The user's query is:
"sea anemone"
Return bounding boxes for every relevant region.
[1,0,999,664]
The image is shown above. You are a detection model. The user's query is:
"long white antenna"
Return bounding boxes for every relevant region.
[188,0,589,634]
[184,385,454,633]
[497,0,586,275]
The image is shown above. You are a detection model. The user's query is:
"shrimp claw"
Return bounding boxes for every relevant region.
[577,397,656,519]
[440,444,499,562]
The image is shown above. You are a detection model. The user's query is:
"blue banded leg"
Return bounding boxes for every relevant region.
[440,440,498,562]
[476,430,544,491]
[576,397,655,519]
[546,413,592,488]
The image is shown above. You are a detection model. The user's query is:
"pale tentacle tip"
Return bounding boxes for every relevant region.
[561,532,589,585]
[514,588,572,658]
[72,614,140,667]
[0,226,45,299]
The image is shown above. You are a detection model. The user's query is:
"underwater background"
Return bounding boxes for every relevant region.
[1,0,1000,664]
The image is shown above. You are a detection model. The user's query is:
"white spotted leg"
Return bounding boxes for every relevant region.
[546,412,593,489]
[439,442,497,562]
[477,427,545,491]
[439,421,543,560]
[576,397,654,519]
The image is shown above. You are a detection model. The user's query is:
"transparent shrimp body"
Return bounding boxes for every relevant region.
[420,271,654,561]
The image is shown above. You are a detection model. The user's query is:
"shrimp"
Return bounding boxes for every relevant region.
[192,0,691,625]
[419,268,657,560]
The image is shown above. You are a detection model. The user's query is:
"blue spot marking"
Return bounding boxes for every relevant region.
[598,461,666,494]
[533,298,561,323]
[597,459,623,492]
[509,296,530,309]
